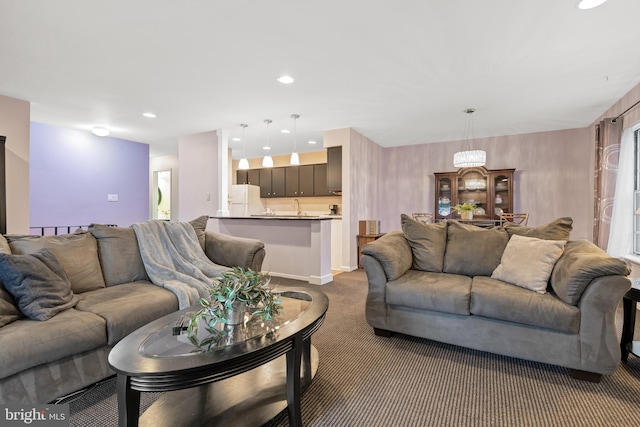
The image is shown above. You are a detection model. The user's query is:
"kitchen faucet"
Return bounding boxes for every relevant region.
[293,198,301,215]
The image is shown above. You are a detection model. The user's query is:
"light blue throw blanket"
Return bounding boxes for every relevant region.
[132,220,228,309]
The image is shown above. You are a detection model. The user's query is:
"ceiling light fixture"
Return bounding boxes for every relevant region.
[238,124,250,170]
[281,129,290,134]
[277,75,294,84]
[262,119,274,168]
[308,140,317,145]
[142,112,156,118]
[92,126,110,137]
[577,0,608,10]
[453,108,486,168]
[290,114,300,165]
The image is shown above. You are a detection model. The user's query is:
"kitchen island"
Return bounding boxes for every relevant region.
[209,216,334,285]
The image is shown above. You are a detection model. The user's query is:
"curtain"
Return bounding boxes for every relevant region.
[593,118,623,249]
[607,121,640,257]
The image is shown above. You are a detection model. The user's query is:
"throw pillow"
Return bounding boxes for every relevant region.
[189,215,209,250]
[0,248,80,321]
[443,221,509,277]
[0,234,10,254]
[401,214,447,272]
[504,217,573,240]
[7,232,106,293]
[89,224,149,286]
[491,234,567,294]
[550,239,631,305]
[0,285,24,327]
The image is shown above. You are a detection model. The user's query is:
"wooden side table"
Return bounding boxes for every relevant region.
[357,234,385,269]
[621,279,640,361]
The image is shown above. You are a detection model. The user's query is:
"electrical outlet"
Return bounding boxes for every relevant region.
[107,194,119,202]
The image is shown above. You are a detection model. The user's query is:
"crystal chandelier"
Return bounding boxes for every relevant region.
[453,108,486,168]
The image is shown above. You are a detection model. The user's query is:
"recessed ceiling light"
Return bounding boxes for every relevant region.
[281,129,290,134]
[142,112,156,118]
[263,146,271,150]
[232,137,241,142]
[277,75,294,84]
[92,126,110,137]
[308,140,317,144]
[578,0,607,10]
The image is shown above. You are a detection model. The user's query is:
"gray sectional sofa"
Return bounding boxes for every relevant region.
[361,215,631,382]
[0,216,265,403]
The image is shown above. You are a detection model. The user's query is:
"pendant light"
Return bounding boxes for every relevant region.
[453,108,486,168]
[290,114,300,165]
[238,123,250,170]
[262,119,274,168]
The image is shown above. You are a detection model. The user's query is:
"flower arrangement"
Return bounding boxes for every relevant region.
[452,202,477,213]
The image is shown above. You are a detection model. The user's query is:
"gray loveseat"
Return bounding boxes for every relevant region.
[361,215,631,382]
[0,216,265,403]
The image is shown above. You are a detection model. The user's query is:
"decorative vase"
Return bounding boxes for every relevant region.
[225,301,247,325]
[461,211,473,220]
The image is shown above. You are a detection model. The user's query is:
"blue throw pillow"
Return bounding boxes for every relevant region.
[0,248,79,321]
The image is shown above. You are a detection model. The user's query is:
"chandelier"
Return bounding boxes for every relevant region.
[453,108,486,168]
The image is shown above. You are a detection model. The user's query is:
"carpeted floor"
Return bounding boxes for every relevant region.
[67,270,640,427]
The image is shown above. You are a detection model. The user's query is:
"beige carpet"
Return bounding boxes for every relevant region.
[68,270,640,426]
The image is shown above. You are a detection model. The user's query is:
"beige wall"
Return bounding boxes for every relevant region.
[0,94,30,234]
[178,131,219,221]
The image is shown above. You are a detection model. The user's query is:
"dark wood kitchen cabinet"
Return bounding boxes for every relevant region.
[313,164,330,196]
[285,165,315,197]
[299,165,314,196]
[237,169,260,185]
[327,146,342,193]
[262,168,285,198]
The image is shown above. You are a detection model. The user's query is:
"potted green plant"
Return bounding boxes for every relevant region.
[452,202,477,220]
[187,267,283,347]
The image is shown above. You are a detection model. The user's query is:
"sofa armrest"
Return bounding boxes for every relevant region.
[577,274,631,374]
[361,231,412,281]
[204,231,265,272]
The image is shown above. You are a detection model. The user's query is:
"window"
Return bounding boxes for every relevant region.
[633,129,640,254]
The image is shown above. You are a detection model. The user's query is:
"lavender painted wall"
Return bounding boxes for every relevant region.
[30,122,149,228]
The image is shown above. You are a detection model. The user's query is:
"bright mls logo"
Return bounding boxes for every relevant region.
[2,404,69,426]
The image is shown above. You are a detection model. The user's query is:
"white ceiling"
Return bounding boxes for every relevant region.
[1,0,639,159]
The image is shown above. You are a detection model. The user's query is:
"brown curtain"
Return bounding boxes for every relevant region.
[593,118,623,249]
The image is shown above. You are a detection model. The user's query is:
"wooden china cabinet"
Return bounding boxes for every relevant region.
[434,167,515,221]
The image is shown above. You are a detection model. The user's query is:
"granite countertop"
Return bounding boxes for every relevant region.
[213,215,339,220]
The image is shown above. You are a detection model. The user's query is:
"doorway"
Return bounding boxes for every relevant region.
[153,170,171,220]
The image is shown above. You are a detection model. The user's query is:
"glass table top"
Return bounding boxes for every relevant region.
[140,290,312,357]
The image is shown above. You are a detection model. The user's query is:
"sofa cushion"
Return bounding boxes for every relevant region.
[443,221,509,277]
[470,276,580,334]
[491,234,566,294]
[504,217,573,240]
[361,231,413,281]
[7,232,106,293]
[386,269,472,315]
[189,215,209,250]
[0,308,107,379]
[0,285,23,327]
[401,214,447,272]
[550,239,631,306]
[75,281,178,345]
[89,224,149,286]
[0,248,80,321]
[0,234,10,254]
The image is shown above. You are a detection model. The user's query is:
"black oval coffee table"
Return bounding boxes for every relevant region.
[108,288,328,427]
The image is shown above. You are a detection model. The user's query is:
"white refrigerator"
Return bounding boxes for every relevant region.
[230,184,265,216]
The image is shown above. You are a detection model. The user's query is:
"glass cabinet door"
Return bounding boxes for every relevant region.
[438,177,452,217]
[494,174,511,216]
[457,169,488,217]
